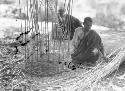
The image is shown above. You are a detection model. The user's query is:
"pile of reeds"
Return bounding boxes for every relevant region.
[25,46,125,91]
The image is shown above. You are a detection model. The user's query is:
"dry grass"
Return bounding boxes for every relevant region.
[1,0,125,90]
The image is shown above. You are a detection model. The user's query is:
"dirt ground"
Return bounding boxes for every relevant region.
[1,18,125,91]
[98,29,125,75]
[93,28,125,91]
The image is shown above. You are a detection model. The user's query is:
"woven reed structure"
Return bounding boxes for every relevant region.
[24,46,125,91]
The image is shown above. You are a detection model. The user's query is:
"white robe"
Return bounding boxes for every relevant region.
[70,27,84,53]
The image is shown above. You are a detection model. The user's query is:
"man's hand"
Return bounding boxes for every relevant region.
[102,56,109,63]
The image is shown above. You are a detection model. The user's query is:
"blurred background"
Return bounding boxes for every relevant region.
[0,0,125,58]
[0,0,125,36]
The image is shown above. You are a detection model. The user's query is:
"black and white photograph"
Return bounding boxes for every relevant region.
[0,0,125,91]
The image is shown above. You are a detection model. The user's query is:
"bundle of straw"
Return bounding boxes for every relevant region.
[28,46,125,91]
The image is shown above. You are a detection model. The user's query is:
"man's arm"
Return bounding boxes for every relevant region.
[99,43,105,55]
[70,28,79,53]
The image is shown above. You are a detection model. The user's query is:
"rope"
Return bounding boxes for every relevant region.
[36,0,39,62]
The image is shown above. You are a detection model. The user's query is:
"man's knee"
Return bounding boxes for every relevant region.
[72,59,82,66]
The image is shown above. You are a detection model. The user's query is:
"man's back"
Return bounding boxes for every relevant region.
[64,14,82,40]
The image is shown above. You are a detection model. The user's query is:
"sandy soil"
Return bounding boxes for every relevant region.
[1,18,125,91]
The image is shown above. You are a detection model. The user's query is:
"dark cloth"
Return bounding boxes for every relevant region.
[71,30,104,65]
[63,14,82,40]
[52,14,82,40]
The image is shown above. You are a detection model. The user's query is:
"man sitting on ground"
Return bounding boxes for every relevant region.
[70,17,105,68]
